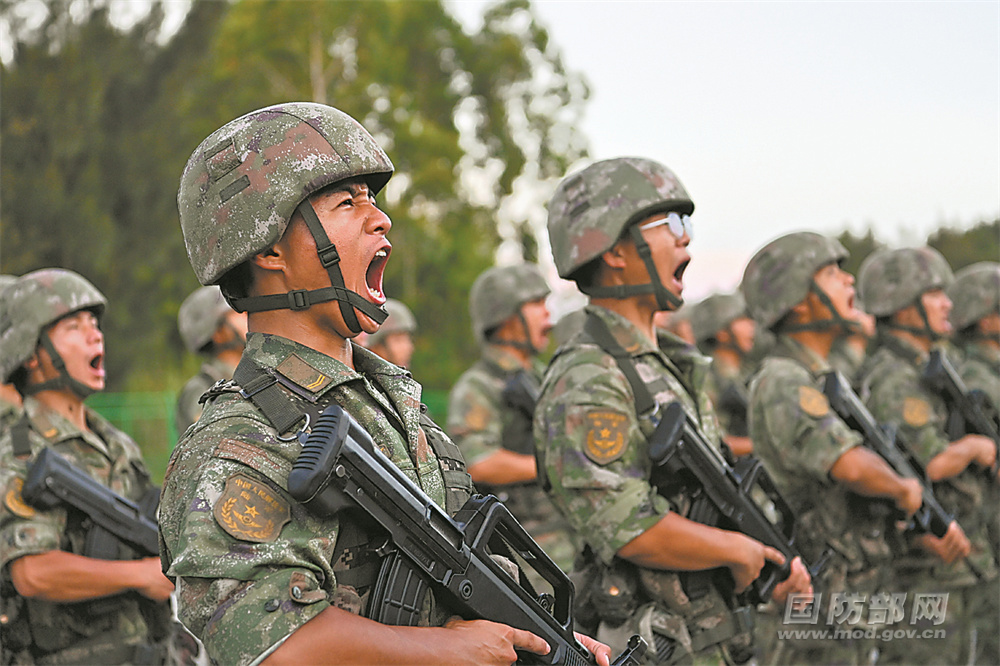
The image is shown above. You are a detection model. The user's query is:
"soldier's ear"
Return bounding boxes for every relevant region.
[600,241,629,270]
[250,246,284,272]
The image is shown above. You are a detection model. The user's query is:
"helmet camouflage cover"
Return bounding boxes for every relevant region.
[469,263,550,340]
[547,157,694,280]
[178,285,234,353]
[365,298,417,347]
[948,261,1000,331]
[689,292,748,344]
[178,102,394,286]
[741,231,847,331]
[0,268,106,383]
[857,246,954,317]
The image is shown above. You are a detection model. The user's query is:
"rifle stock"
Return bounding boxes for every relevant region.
[287,404,645,665]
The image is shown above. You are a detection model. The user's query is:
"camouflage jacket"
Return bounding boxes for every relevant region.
[704,356,752,439]
[748,336,892,588]
[858,334,996,583]
[955,341,1000,412]
[175,356,238,437]
[158,332,473,666]
[535,305,748,661]
[0,396,168,663]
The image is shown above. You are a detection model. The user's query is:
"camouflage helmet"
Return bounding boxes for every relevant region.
[178,285,233,353]
[947,261,1000,331]
[365,298,417,347]
[0,275,16,293]
[689,292,748,345]
[741,231,848,331]
[548,158,693,279]
[857,247,954,317]
[469,264,550,342]
[178,102,393,334]
[0,269,106,388]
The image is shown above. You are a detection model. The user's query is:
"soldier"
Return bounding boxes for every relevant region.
[0,274,22,432]
[0,268,176,664]
[947,262,1000,410]
[688,292,756,456]
[361,297,417,368]
[740,233,961,665]
[446,264,575,574]
[535,157,811,664]
[175,285,248,436]
[857,247,999,665]
[826,303,876,387]
[157,102,610,666]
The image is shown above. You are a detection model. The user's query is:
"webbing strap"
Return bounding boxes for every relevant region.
[582,313,656,416]
[233,358,306,436]
[11,414,32,458]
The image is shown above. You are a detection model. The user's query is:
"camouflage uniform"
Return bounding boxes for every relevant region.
[0,275,20,434]
[858,248,998,665]
[537,305,752,664]
[740,232,893,665]
[0,269,172,664]
[948,262,1000,411]
[159,334,472,665]
[174,356,237,438]
[447,345,576,573]
[160,103,479,665]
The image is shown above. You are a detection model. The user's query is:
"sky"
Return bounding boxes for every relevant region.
[450,0,1000,302]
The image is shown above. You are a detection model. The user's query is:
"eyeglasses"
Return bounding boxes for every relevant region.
[638,212,693,240]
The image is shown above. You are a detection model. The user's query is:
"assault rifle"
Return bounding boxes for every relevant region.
[822,370,952,538]
[648,402,820,606]
[922,348,1000,476]
[21,447,159,559]
[287,404,646,666]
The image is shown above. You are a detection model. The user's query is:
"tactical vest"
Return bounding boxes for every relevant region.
[573,312,755,661]
[227,357,474,622]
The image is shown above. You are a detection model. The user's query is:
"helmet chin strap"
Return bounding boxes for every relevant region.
[229,199,388,335]
[22,333,99,399]
[489,311,538,356]
[780,280,861,335]
[579,225,684,312]
[886,298,943,341]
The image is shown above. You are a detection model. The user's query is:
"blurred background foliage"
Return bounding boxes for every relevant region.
[1,0,997,480]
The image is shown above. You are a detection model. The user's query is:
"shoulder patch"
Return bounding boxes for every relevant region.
[213,473,290,543]
[464,403,492,431]
[276,354,332,393]
[798,385,830,418]
[902,396,931,427]
[584,409,630,465]
[4,477,36,519]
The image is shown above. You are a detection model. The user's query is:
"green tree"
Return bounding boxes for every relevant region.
[835,228,884,279]
[928,218,1000,272]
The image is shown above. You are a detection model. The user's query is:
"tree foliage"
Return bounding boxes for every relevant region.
[928,218,999,272]
[1,0,590,391]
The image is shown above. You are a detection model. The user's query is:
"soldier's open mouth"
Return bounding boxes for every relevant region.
[674,260,689,282]
[366,246,390,303]
[89,354,103,370]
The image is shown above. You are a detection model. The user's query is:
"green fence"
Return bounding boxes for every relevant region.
[87,389,451,485]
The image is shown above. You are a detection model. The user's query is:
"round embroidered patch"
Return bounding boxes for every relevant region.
[213,473,291,543]
[4,477,36,519]
[584,409,629,465]
[798,385,830,418]
[902,396,931,427]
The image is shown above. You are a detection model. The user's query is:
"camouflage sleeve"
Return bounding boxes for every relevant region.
[175,374,213,437]
[535,349,670,565]
[446,369,503,466]
[959,356,1000,413]
[159,427,336,666]
[750,358,861,482]
[863,361,948,465]
[0,432,65,573]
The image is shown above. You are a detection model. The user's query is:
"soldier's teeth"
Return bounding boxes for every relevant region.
[375,249,387,258]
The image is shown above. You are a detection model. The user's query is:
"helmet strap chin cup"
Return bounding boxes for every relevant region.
[780,280,857,336]
[580,225,683,312]
[22,333,98,399]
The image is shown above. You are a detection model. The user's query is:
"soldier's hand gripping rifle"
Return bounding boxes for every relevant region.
[648,402,821,606]
[21,447,159,559]
[287,404,646,666]
[822,370,984,579]
[922,348,1000,477]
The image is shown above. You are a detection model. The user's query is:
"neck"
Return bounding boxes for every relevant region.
[787,326,838,360]
[590,296,656,343]
[886,327,932,354]
[249,310,354,369]
[216,346,244,371]
[492,343,533,369]
[0,383,21,408]
[713,345,743,370]
[32,389,90,432]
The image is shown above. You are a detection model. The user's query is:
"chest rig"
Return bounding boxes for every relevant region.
[223,355,472,617]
